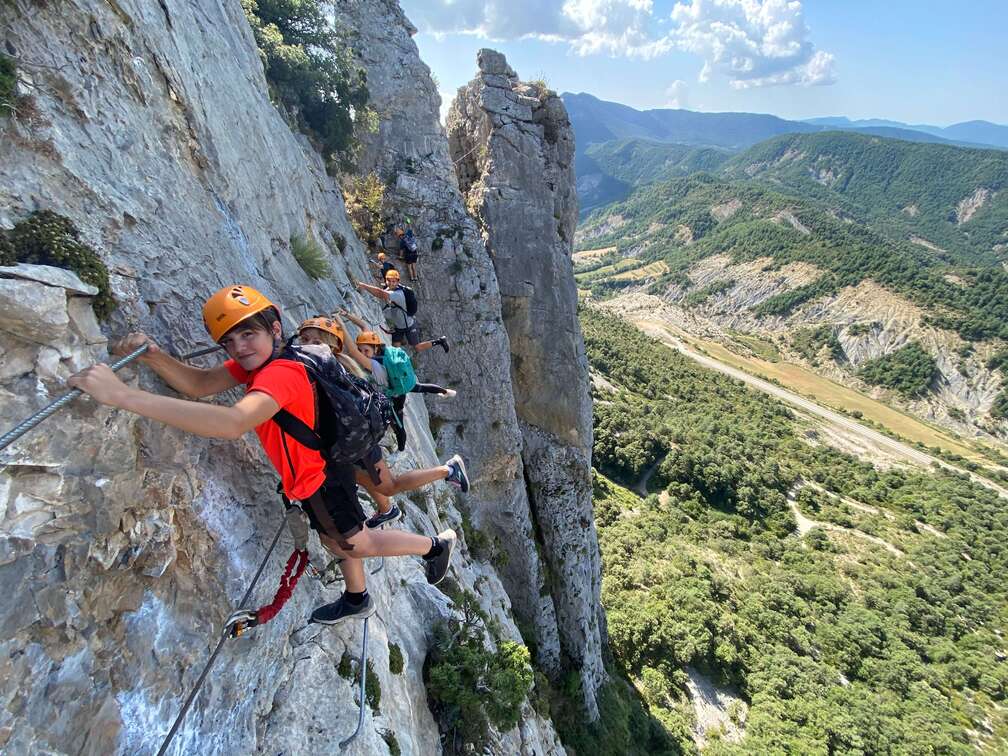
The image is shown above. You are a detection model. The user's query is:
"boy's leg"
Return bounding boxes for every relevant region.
[410,382,452,395]
[354,473,394,515]
[345,526,458,586]
[319,535,367,592]
[367,456,449,496]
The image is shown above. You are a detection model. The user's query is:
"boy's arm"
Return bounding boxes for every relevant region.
[356,281,390,302]
[332,313,373,372]
[68,363,278,439]
[339,309,369,330]
[112,333,238,398]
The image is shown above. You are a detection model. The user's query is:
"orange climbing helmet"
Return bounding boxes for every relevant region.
[203,285,280,342]
[355,330,383,348]
[378,252,386,261]
[298,317,345,351]
[393,226,405,238]
[384,269,401,283]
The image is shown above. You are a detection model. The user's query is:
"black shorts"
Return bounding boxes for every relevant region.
[355,444,383,485]
[300,464,365,538]
[392,324,421,346]
[403,249,419,264]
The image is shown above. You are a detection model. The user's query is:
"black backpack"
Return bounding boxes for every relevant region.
[271,345,392,465]
[390,284,418,317]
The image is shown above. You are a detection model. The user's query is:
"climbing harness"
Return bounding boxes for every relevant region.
[339,617,371,751]
[156,504,313,755]
[0,343,222,453]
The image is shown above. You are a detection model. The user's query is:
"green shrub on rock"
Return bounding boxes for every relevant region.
[425,590,534,748]
[0,210,115,319]
[242,0,371,170]
[388,642,404,675]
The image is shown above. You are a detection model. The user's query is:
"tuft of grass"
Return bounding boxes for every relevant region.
[290,234,331,279]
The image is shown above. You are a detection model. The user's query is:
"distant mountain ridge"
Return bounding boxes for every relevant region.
[805,117,1008,150]
[565,92,1007,212]
[563,92,1005,154]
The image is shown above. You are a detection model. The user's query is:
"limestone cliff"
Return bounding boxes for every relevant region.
[332,2,604,720]
[0,0,582,753]
[445,49,603,715]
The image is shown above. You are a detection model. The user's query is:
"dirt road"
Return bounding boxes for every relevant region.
[636,320,1008,501]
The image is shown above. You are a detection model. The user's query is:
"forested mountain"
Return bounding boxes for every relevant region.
[577,139,732,212]
[807,116,1008,150]
[567,94,1008,214]
[581,307,1008,753]
[577,174,1008,342]
[723,132,1008,264]
[563,92,1001,155]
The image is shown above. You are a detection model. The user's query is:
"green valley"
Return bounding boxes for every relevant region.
[577,173,1008,342]
[583,306,1008,753]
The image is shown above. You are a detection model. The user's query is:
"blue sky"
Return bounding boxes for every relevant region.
[400,0,1007,126]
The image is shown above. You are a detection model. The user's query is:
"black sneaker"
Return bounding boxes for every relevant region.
[433,336,450,354]
[445,455,470,493]
[310,593,376,625]
[424,530,457,585]
[366,504,403,529]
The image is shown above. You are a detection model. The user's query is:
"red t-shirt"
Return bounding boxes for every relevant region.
[225,357,327,501]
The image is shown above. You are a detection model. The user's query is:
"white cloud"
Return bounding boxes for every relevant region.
[404,0,670,58]
[670,0,836,88]
[665,79,689,108]
[403,0,835,86]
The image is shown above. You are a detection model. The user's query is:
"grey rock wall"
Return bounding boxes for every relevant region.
[446,50,603,718]
[0,0,564,753]
[332,1,603,722]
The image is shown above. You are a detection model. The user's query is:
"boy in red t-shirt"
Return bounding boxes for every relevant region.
[68,285,460,625]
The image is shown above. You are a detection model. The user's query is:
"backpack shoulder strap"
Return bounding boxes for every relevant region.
[273,409,323,452]
[271,346,325,453]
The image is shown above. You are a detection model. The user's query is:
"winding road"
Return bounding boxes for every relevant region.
[635,320,1008,501]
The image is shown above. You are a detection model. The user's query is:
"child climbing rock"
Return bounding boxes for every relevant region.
[356,269,449,353]
[396,226,420,282]
[67,285,459,625]
[336,309,455,453]
[369,251,396,283]
[297,316,401,529]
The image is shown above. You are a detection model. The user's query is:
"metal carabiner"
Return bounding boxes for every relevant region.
[224,609,259,639]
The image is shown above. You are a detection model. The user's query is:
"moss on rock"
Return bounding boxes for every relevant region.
[0,211,116,319]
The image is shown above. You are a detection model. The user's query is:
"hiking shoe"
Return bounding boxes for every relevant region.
[424,530,457,585]
[445,455,470,493]
[442,388,457,398]
[310,593,376,625]
[433,336,450,354]
[366,504,403,529]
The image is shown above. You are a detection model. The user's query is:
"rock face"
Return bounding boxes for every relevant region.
[445,50,602,716]
[0,1,575,753]
[331,0,604,724]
